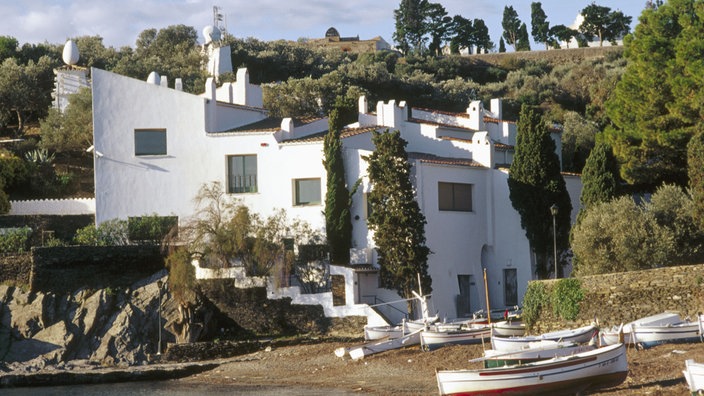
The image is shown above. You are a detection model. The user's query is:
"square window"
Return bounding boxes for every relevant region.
[438,182,472,212]
[227,155,258,193]
[135,129,167,156]
[294,178,321,205]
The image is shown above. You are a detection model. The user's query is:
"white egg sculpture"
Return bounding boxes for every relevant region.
[146,71,160,85]
[203,25,221,45]
[62,40,79,66]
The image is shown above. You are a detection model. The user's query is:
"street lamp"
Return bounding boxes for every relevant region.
[550,204,558,279]
[156,279,163,355]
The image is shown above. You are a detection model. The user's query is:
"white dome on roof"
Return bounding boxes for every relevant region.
[62,40,79,66]
[203,25,221,45]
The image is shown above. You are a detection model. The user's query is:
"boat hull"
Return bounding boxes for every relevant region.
[491,325,597,352]
[437,343,628,396]
[602,314,703,348]
[482,342,595,369]
[684,359,704,394]
[421,327,491,351]
[491,321,526,337]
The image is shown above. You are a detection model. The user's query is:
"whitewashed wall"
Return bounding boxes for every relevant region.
[9,198,95,215]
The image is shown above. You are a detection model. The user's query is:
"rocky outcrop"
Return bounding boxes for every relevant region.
[0,270,184,371]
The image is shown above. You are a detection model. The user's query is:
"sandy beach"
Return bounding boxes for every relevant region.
[175,340,704,395]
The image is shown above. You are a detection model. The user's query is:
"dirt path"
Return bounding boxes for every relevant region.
[178,340,704,395]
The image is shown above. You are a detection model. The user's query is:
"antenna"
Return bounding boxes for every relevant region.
[213,6,227,35]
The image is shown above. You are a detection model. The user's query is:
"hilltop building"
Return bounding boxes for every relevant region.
[90,61,581,324]
[304,27,391,53]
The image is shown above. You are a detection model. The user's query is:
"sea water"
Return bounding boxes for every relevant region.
[2,380,359,395]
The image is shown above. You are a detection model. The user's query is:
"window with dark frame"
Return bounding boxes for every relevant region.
[438,182,473,212]
[294,178,321,205]
[134,129,167,156]
[227,155,257,193]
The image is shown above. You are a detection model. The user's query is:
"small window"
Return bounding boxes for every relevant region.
[294,178,321,205]
[228,155,257,193]
[135,129,167,156]
[438,182,472,212]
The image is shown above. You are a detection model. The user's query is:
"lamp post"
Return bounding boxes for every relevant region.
[550,204,558,279]
[156,279,163,355]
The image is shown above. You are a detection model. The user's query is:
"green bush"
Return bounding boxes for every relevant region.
[521,282,547,329]
[128,215,178,244]
[0,227,32,253]
[73,219,129,246]
[551,278,584,321]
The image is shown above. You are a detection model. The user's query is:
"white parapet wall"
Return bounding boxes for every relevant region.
[193,259,385,326]
[9,198,96,215]
[192,260,267,288]
[268,265,386,325]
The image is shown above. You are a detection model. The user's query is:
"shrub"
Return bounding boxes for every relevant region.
[551,278,584,321]
[0,227,32,253]
[73,219,129,246]
[521,281,547,330]
[128,215,178,244]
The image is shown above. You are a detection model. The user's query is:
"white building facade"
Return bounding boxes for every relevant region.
[91,67,581,324]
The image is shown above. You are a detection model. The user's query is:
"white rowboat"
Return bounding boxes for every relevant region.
[490,324,598,352]
[420,325,491,351]
[436,343,628,396]
[683,359,704,395]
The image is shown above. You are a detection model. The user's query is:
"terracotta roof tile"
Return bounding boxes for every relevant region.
[280,125,380,144]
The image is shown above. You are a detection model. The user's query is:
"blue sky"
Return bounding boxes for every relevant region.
[0,1,646,49]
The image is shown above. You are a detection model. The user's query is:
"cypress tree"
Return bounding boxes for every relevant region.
[577,141,621,221]
[508,105,572,279]
[323,105,353,264]
[365,130,431,316]
[499,37,506,53]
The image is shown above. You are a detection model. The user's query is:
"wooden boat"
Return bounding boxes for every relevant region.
[420,325,491,351]
[363,316,437,341]
[476,340,596,368]
[683,359,704,395]
[491,320,526,337]
[490,324,598,352]
[601,311,683,345]
[601,313,703,348]
[342,327,423,360]
[436,343,628,396]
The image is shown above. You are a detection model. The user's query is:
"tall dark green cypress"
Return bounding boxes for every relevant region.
[577,141,620,221]
[323,106,352,264]
[508,105,572,279]
[365,130,431,316]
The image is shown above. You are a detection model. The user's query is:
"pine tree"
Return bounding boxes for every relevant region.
[688,128,704,230]
[323,103,353,264]
[508,105,572,279]
[577,141,620,222]
[499,37,506,53]
[604,0,697,190]
[531,2,550,50]
[502,6,521,50]
[364,130,431,316]
[516,23,531,51]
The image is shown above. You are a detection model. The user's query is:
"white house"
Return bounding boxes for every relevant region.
[91,66,581,325]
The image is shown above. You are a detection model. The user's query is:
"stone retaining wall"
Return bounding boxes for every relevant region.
[30,245,164,293]
[531,264,704,333]
[0,254,31,286]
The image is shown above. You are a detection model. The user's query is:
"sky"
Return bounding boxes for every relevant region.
[0,1,648,49]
